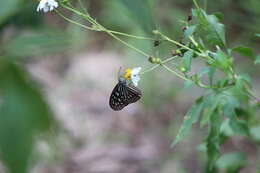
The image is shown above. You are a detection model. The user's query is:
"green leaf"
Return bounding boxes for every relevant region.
[229,116,250,136]
[255,55,260,65]
[5,30,74,58]
[232,46,255,59]
[117,0,156,33]
[220,93,250,136]
[217,77,230,88]
[198,66,215,85]
[250,126,260,141]
[220,92,240,112]
[0,59,53,173]
[184,80,193,89]
[184,25,197,39]
[256,33,260,37]
[220,119,234,137]
[182,50,193,72]
[212,12,224,21]
[206,110,222,171]
[227,75,251,102]
[208,67,216,85]
[200,94,220,127]
[216,152,247,172]
[192,9,226,48]
[0,0,21,25]
[208,49,232,73]
[171,97,204,147]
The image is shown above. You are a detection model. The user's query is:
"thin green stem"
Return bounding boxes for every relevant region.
[106,31,150,57]
[157,31,213,61]
[62,4,155,40]
[162,64,189,81]
[244,84,260,103]
[105,30,156,41]
[204,0,208,12]
[62,4,98,25]
[162,64,218,89]
[55,9,93,30]
[157,31,194,52]
[141,56,178,75]
[192,0,201,9]
[141,64,160,74]
[59,2,228,90]
[62,4,151,58]
[55,10,155,41]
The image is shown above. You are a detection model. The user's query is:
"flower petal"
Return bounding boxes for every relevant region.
[131,67,141,86]
[37,0,58,13]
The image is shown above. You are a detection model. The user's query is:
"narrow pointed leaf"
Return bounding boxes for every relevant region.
[171,97,204,147]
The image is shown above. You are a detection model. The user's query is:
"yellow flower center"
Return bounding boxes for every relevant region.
[123,68,132,79]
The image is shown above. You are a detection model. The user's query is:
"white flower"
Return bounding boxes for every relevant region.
[37,0,58,13]
[131,67,141,87]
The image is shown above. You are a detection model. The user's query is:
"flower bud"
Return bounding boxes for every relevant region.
[152,30,160,35]
[154,40,160,47]
[180,67,187,72]
[148,56,157,63]
[188,15,192,22]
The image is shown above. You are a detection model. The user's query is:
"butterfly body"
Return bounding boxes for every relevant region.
[109,80,142,111]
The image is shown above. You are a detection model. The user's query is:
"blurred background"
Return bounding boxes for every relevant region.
[0,0,260,173]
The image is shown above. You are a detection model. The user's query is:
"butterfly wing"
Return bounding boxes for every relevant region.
[109,83,128,111]
[125,84,142,104]
[109,82,142,111]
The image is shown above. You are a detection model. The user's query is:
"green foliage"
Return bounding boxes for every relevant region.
[171,96,204,147]
[208,49,232,74]
[206,110,221,172]
[255,55,260,65]
[0,58,53,173]
[216,152,247,173]
[4,30,75,58]
[0,0,21,25]
[250,126,260,141]
[192,9,226,48]
[232,46,255,59]
[182,50,193,72]
[1,0,259,172]
[184,25,197,39]
[168,5,259,170]
[200,94,220,127]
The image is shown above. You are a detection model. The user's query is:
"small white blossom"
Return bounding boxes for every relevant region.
[131,67,141,87]
[37,0,58,13]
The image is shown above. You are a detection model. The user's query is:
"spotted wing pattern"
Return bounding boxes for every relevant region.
[109,82,142,111]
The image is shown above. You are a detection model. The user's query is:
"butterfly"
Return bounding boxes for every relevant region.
[109,79,142,111]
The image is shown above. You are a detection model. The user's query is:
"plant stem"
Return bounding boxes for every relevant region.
[141,56,178,75]
[61,4,155,40]
[161,64,189,81]
[55,9,93,30]
[156,31,194,52]
[204,0,208,12]
[55,10,155,41]
[157,31,213,61]
[59,2,225,91]
[105,31,156,41]
[62,4,151,58]
[244,84,260,103]
[192,0,201,9]
[162,64,218,89]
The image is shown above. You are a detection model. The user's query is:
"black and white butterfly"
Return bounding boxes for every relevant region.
[109,79,142,111]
